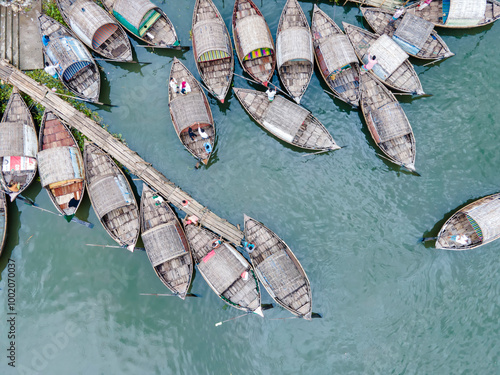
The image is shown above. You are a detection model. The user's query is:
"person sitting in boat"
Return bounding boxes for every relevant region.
[44,62,60,79]
[451,234,471,246]
[266,87,276,102]
[417,0,432,11]
[243,241,255,253]
[188,127,197,140]
[185,215,199,225]
[180,80,191,95]
[389,7,405,26]
[212,239,222,249]
[360,54,378,74]
[198,127,209,139]
[8,181,20,192]
[169,77,179,94]
[204,142,212,153]
[42,35,50,46]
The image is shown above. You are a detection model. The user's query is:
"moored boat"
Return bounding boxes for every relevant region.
[233,87,340,151]
[168,58,215,164]
[38,13,100,102]
[140,184,193,299]
[343,0,405,10]
[0,88,38,202]
[84,142,140,251]
[37,110,85,221]
[276,0,314,104]
[184,221,263,315]
[311,5,361,107]
[243,214,312,320]
[359,72,416,173]
[436,193,500,250]
[101,0,181,48]
[406,0,500,29]
[343,22,425,95]
[55,0,133,61]
[192,0,234,103]
[0,191,7,257]
[232,0,276,86]
[360,7,454,60]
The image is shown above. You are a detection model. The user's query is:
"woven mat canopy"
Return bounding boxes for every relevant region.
[257,252,302,296]
[113,0,157,30]
[38,146,84,187]
[143,223,187,267]
[320,34,358,73]
[277,28,313,69]
[465,198,500,243]
[89,174,133,218]
[262,96,309,143]
[193,20,230,62]
[46,36,92,70]
[366,34,408,79]
[372,102,411,143]
[170,92,211,133]
[0,122,37,158]
[236,15,274,58]
[67,0,115,47]
[394,13,434,50]
[447,0,486,25]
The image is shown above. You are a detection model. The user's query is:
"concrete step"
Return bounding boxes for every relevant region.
[0,6,7,60]
[0,5,20,68]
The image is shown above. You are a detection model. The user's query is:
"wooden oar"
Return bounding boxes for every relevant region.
[233,73,293,101]
[215,312,251,326]
[421,236,438,242]
[269,312,322,320]
[323,89,359,109]
[86,243,145,251]
[136,45,190,51]
[93,58,152,64]
[140,293,199,297]
[52,92,117,107]
[393,92,433,98]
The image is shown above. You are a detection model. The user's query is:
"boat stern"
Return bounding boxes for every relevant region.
[254,306,264,318]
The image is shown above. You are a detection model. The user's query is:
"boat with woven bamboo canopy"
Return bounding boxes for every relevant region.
[0,88,38,202]
[140,184,193,299]
[233,87,340,151]
[243,215,312,320]
[343,0,405,10]
[343,23,425,95]
[0,192,6,257]
[84,142,140,251]
[311,5,361,107]
[406,0,500,29]
[435,193,500,250]
[55,0,132,61]
[184,221,263,316]
[38,110,85,221]
[192,0,234,103]
[232,0,276,86]
[168,58,215,165]
[276,0,314,104]
[359,72,417,173]
[101,0,181,48]
[38,13,100,102]
[360,7,454,60]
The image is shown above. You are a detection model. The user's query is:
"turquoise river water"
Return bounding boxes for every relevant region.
[1,1,500,374]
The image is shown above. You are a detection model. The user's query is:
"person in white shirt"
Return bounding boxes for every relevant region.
[44,62,60,79]
[266,87,276,102]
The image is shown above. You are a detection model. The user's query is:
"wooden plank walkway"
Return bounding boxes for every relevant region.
[0,59,244,245]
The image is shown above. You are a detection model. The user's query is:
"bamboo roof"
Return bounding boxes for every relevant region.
[192,20,231,61]
[169,92,212,133]
[394,13,434,50]
[37,146,84,187]
[263,96,309,140]
[142,223,189,267]
[0,122,37,158]
[113,0,157,30]
[372,102,412,143]
[321,34,358,73]
[448,0,487,23]
[45,36,93,73]
[368,34,409,78]
[465,197,500,243]
[66,0,115,46]
[235,15,274,58]
[88,174,134,219]
[277,28,313,69]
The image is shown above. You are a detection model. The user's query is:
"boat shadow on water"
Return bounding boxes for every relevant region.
[0,199,20,272]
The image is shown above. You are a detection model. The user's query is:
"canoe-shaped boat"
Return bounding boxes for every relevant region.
[56,0,132,61]
[276,0,314,104]
[0,191,6,257]
[101,0,181,48]
[140,184,193,299]
[168,58,215,164]
[232,0,276,85]
[38,13,100,102]
[311,5,361,107]
[359,72,416,172]
[406,0,500,29]
[0,88,38,202]
[243,214,312,320]
[436,193,500,250]
[184,221,263,315]
[360,7,454,60]
[84,142,140,250]
[344,0,405,10]
[343,23,425,95]
[233,87,339,151]
[192,0,234,103]
[38,110,85,221]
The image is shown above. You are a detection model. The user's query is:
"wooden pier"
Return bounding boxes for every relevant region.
[0,59,244,245]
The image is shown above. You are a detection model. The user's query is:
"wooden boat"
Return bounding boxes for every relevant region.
[192,0,234,103]
[0,88,38,202]
[38,13,100,102]
[84,142,140,251]
[55,0,132,61]
[0,191,6,257]
[311,5,361,107]
[359,72,417,173]
[184,222,263,316]
[243,215,312,320]
[436,193,500,250]
[101,0,181,48]
[233,87,339,151]
[232,0,276,86]
[343,0,405,10]
[343,22,425,95]
[37,110,85,221]
[406,0,500,29]
[140,184,193,299]
[276,0,314,104]
[360,7,454,60]
[168,58,215,164]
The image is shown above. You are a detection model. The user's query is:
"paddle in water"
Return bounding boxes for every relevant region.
[139,293,199,298]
